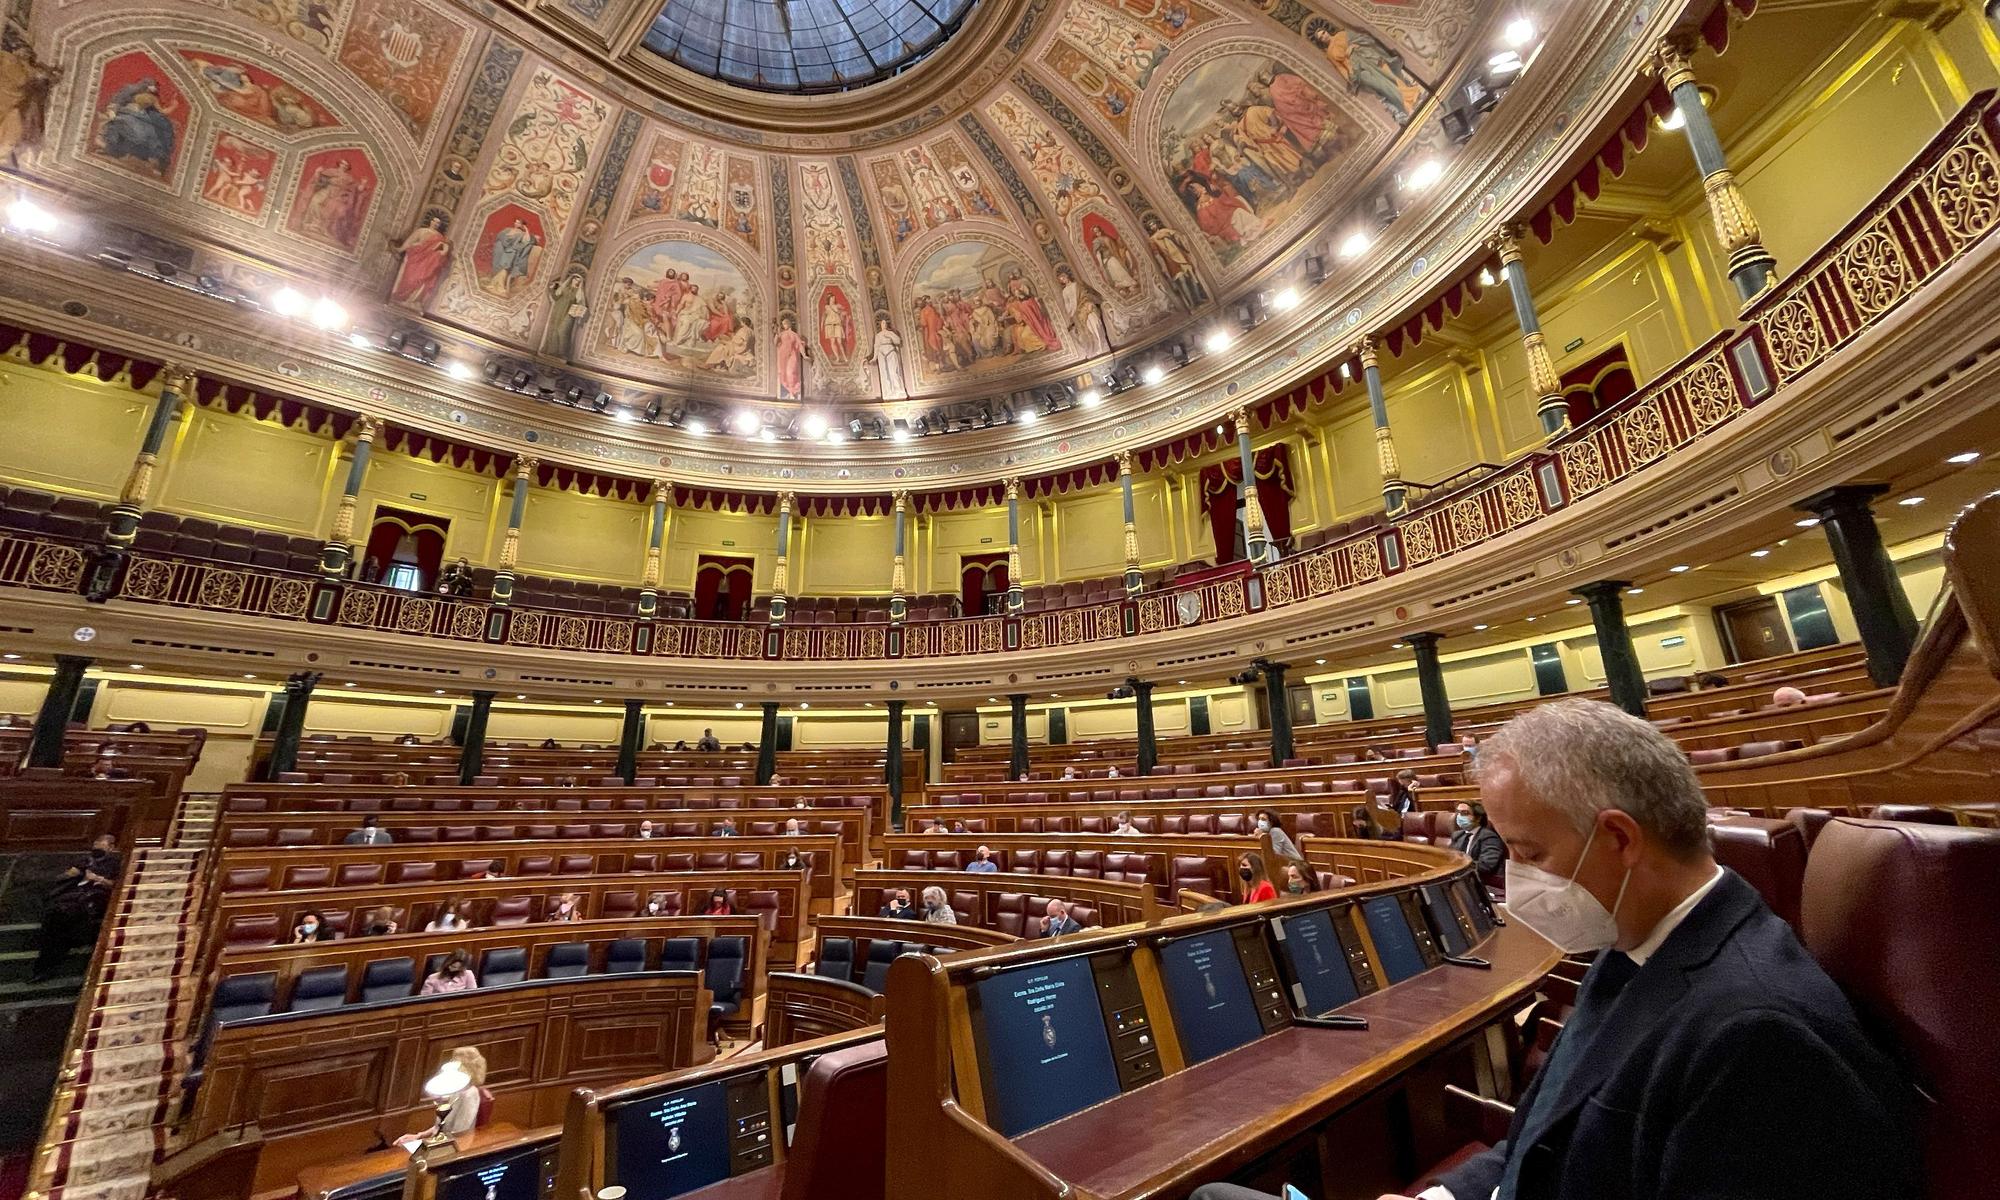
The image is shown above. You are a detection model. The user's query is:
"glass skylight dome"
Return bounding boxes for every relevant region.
[643,0,979,93]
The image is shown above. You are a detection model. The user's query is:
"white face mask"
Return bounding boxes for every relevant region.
[1505,820,1631,954]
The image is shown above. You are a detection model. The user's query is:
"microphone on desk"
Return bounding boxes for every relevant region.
[1442,954,1492,970]
[1294,1014,1370,1031]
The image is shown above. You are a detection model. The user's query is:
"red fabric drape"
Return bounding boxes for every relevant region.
[362,507,447,588]
[960,556,1006,614]
[1198,446,1293,559]
[694,556,754,620]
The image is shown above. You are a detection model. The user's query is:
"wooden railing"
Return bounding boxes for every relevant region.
[4,97,1994,667]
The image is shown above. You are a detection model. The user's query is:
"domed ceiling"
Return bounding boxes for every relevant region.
[7,0,1502,418]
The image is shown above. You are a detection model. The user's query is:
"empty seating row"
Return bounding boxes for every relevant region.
[219,847,807,889]
[213,935,748,1024]
[811,936,963,993]
[222,819,846,845]
[1687,738,1809,765]
[221,884,787,947]
[928,776,1460,808]
[124,509,323,573]
[225,791,877,813]
[0,486,112,542]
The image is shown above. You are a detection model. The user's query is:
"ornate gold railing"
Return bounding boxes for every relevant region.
[2,95,1994,664]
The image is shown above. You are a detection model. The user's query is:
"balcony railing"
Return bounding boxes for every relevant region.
[3,94,1995,665]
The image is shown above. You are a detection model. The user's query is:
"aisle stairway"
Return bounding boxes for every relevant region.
[25,797,216,1200]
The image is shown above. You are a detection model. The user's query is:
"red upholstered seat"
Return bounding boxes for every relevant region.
[665,853,695,870]
[1071,851,1103,878]
[392,861,438,883]
[1041,849,1073,875]
[1707,816,1808,933]
[1868,804,1959,826]
[901,849,932,870]
[602,890,639,919]
[1804,818,2000,1200]
[517,856,554,876]
[730,852,761,869]
[223,867,270,892]
[991,893,1029,936]
[1171,855,1218,898]
[1005,849,1040,874]
[335,863,383,886]
[227,915,279,947]
[490,896,533,925]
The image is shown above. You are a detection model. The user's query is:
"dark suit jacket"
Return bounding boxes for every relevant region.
[1450,825,1507,875]
[1041,916,1083,938]
[1436,870,1918,1200]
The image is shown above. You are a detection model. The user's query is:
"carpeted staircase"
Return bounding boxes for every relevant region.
[23,795,216,1200]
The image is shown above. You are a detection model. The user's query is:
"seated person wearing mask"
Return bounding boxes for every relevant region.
[1193,698,1917,1200]
[1038,899,1083,938]
[715,816,739,837]
[965,845,999,872]
[1255,810,1301,860]
[1449,801,1507,876]
[920,885,958,924]
[879,889,918,919]
[420,950,478,995]
[343,815,392,845]
[1110,811,1143,836]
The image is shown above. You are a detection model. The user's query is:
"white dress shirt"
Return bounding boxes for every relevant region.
[1416,865,1728,1200]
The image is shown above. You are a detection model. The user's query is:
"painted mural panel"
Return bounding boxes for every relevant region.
[866,136,1003,247]
[1042,0,1223,136]
[227,0,345,52]
[472,202,547,298]
[1154,46,1378,267]
[906,239,1063,384]
[336,0,470,138]
[595,236,762,383]
[179,50,339,133]
[629,133,685,217]
[284,146,376,250]
[87,50,187,183]
[479,70,607,231]
[198,129,277,219]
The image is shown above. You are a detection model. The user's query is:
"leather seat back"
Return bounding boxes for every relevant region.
[360,957,415,1003]
[1709,816,1808,932]
[1803,818,2000,1200]
[779,1040,889,1200]
[287,964,349,1012]
[479,946,528,985]
[814,937,855,981]
[1868,805,1959,826]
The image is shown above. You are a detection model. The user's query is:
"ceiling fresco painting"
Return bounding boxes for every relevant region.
[0,0,1499,414]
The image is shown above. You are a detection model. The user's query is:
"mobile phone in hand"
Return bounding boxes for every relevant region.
[1282,1186,1309,1200]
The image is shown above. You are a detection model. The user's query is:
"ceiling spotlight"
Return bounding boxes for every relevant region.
[1628,587,1644,595]
[1750,549,1771,558]
[446,361,475,381]
[1170,341,1190,367]
[1403,158,1444,192]
[890,420,911,442]
[1502,17,1536,47]
[1487,50,1523,76]
[825,428,845,444]
[419,339,441,363]
[732,409,761,435]
[1337,230,1372,259]
[344,681,357,687]
[1478,266,1496,287]
[1670,564,1691,573]
[683,415,708,435]
[1016,405,1038,425]
[734,701,744,709]
[129,663,145,670]
[1524,616,1537,622]
[309,297,348,330]
[800,412,828,440]
[1312,658,1325,666]
[1,652,19,660]
[757,426,777,442]
[1472,623,1488,631]
[5,196,57,235]
[347,332,373,350]
[270,287,308,318]
[1898,496,1926,506]
[1078,388,1102,408]
[1795,517,1821,528]
[1339,361,1353,379]
[1303,254,1326,284]
[1947,451,1981,464]
[1141,362,1165,385]
[1564,598,1582,606]
[1204,327,1233,354]
[1270,287,1300,312]
[612,408,635,423]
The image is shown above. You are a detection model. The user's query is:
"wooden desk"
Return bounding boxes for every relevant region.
[1012,921,1554,1197]
[294,1123,526,1200]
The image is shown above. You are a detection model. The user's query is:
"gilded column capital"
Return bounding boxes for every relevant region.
[1117,450,1134,477]
[649,478,671,505]
[1231,406,1254,434]
[892,489,909,512]
[510,456,538,480]
[354,415,382,445]
[777,490,796,515]
[1652,36,1699,93]
[1004,477,1020,502]
[1355,336,1380,372]
[1488,227,1524,265]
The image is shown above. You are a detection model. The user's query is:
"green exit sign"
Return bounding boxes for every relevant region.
[721,540,736,547]
[1564,337,1586,353]
[408,492,427,501]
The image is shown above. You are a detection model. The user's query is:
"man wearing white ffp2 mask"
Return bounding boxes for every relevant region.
[1387,698,1914,1200]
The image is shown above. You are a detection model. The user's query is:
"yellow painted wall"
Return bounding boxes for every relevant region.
[798,515,895,595]
[87,678,270,792]
[923,508,1014,593]
[0,673,50,719]
[517,488,647,582]
[155,408,338,535]
[0,361,150,498]
[659,507,781,592]
[356,453,500,564]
